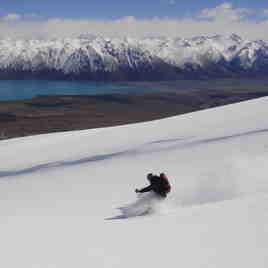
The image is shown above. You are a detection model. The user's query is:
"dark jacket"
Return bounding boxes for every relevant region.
[139,175,169,198]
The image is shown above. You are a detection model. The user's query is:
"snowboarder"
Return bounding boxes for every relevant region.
[135,173,171,198]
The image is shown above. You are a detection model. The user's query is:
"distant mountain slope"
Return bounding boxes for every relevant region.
[0,34,268,80]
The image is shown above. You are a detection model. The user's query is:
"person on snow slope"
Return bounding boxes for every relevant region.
[135,173,171,198]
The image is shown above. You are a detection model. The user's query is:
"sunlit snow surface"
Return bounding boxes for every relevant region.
[1,97,268,267]
[0,34,267,75]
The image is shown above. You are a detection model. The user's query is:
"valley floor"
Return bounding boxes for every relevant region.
[1,82,268,139]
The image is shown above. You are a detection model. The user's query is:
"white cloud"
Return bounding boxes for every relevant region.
[161,0,176,5]
[199,2,252,22]
[1,13,21,22]
[117,16,136,24]
[24,13,42,20]
[263,9,268,17]
[0,3,267,41]
[0,12,42,23]
[168,0,176,5]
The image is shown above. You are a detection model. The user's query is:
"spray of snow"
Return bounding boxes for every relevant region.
[113,192,172,219]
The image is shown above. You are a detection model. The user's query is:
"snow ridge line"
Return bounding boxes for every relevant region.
[0,34,268,79]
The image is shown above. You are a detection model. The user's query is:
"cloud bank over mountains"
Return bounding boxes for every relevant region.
[0,2,268,41]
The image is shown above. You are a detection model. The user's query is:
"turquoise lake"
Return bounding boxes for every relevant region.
[0,80,150,101]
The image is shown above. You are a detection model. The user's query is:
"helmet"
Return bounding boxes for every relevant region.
[147,173,153,181]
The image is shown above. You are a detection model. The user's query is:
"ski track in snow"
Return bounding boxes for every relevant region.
[2,125,268,217]
[1,127,268,178]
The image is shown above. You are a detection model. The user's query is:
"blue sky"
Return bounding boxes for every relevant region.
[0,1,267,40]
[0,0,267,19]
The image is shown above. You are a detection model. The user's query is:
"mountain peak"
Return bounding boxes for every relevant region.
[229,33,243,42]
[0,34,267,80]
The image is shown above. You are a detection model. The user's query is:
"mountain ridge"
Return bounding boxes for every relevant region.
[0,34,268,80]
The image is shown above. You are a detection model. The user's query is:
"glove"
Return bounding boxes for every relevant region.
[135,189,140,193]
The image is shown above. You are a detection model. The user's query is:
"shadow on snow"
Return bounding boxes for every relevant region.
[1,128,268,179]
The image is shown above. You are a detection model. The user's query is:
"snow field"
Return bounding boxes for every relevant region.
[0,96,268,267]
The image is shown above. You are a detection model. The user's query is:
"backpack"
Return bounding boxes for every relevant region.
[160,173,171,194]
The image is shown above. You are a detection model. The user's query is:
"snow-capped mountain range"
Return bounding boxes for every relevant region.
[0,34,268,80]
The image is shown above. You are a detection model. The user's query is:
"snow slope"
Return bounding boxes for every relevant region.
[1,96,268,267]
